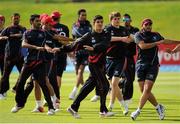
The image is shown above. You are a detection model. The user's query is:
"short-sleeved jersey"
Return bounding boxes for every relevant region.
[53,23,69,57]
[1,25,26,58]
[23,29,46,63]
[61,30,111,65]
[134,31,164,65]
[44,29,58,61]
[125,26,139,57]
[105,25,130,59]
[72,20,92,39]
[0,29,7,56]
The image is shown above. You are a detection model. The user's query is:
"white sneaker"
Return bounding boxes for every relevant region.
[67,107,80,119]
[0,94,6,100]
[47,109,55,115]
[11,106,23,113]
[156,104,165,120]
[99,111,114,117]
[31,106,44,113]
[130,110,140,120]
[90,95,100,102]
[69,91,77,100]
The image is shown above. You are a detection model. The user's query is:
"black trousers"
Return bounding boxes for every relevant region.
[15,61,54,110]
[47,60,60,99]
[120,56,135,100]
[0,55,24,94]
[71,63,109,113]
[0,55,4,76]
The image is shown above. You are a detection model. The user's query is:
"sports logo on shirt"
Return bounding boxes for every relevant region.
[91,37,96,43]
[38,33,44,38]
[111,30,114,35]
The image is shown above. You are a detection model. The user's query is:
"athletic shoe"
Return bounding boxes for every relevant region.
[69,91,77,100]
[156,104,165,120]
[43,99,48,106]
[47,109,55,115]
[90,95,100,102]
[130,110,140,120]
[0,94,6,100]
[11,106,23,113]
[67,107,80,119]
[31,106,44,113]
[99,111,114,117]
[54,102,60,112]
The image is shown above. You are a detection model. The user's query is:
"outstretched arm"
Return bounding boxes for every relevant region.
[165,44,180,54]
[161,39,180,44]
[22,39,45,51]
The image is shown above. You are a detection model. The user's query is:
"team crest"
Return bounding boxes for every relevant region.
[91,37,96,43]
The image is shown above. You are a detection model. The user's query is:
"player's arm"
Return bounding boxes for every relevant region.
[111,34,134,43]
[165,44,180,54]
[0,36,8,41]
[160,39,180,44]
[10,33,23,37]
[44,44,52,53]
[22,39,45,51]
[53,34,74,45]
[137,40,162,50]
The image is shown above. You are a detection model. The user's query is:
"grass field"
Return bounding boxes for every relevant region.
[0,72,180,123]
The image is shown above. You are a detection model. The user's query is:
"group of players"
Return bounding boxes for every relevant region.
[0,9,180,120]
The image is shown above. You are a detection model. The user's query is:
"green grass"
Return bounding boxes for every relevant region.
[1,1,180,39]
[0,72,180,123]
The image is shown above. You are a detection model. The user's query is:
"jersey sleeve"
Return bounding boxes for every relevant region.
[93,31,111,53]
[134,32,142,44]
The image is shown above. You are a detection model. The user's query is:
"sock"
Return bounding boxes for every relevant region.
[137,108,141,113]
[119,100,125,107]
[51,94,57,103]
[36,100,43,107]
[109,103,114,109]
[72,86,78,93]
[155,104,160,109]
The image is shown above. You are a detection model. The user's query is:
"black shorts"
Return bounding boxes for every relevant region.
[75,50,88,66]
[136,61,159,82]
[56,54,67,77]
[106,57,127,80]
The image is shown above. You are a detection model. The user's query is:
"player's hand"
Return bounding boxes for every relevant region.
[51,48,60,53]
[83,45,94,51]
[36,47,45,51]
[0,36,8,40]
[165,48,173,54]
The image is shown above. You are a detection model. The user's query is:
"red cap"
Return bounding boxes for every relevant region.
[40,13,48,21]
[0,15,5,21]
[41,16,55,25]
[142,18,153,26]
[51,11,62,18]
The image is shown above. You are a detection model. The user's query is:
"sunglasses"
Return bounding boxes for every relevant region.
[122,18,131,22]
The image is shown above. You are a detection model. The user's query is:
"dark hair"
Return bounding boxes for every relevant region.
[12,13,20,17]
[78,9,86,16]
[109,12,121,21]
[30,14,40,22]
[123,13,131,19]
[93,15,103,23]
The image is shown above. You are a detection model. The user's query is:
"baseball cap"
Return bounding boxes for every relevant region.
[41,16,55,25]
[51,11,62,18]
[0,15,5,21]
[40,13,48,21]
[142,18,153,26]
